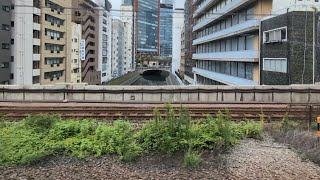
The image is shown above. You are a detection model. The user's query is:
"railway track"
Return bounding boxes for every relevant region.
[0,102,317,123]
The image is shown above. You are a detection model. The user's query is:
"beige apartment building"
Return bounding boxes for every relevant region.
[192,0,272,85]
[39,0,72,84]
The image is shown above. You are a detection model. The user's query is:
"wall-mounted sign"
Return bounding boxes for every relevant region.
[81,39,86,61]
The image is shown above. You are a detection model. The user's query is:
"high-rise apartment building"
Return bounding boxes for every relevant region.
[72,0,100,85]
[111,19,126,78]
[121,1,135,72]
[192,0,272,85]
[160,2,173,57]
[10,0,41,85]
[134,0,160,55]
[0,0,12,84]
[183,0,195,84]
[172,8,184,74]
[95,1,112,83]
[70,23,82,83]
[40,0,72,84]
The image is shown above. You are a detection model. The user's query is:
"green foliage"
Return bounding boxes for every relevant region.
[280,113,299,132]
[0,124,53,165]
[24,114,60,133]
[137,105,191,154]
[0,108,264,166]
[182,149,202,169]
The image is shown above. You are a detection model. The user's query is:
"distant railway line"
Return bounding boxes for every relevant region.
[0,102,318,124]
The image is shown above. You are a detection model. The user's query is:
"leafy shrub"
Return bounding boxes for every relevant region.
[108,120,142,161]
[138,105,191,154]
[280,113,299,132]
[182,149,202,169]
[24,114,60,133]
[236,121,263,140]
[0,124,53,165]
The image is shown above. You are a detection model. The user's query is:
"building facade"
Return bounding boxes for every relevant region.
[95,2,112,83]
[0,0,12,84]
[184,0,195,84]
[261,1,320,85]
[172,8,184,74]
[10,0,41,85]
[192,0,273,85]
[121,3,135,72]
[160,2,173,57]
[180,26,186,80]
[111,19,126,78]
[39,0,73,85]
[134,0,160,55]
[72,0,100,85]
[70,23,82,83]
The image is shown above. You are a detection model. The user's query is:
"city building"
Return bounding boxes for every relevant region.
[10,0,41,85]
[261,0,320,85]
[95,0,113,83]
[134,0,160,55]
[121,1,135,72]
[70,23,82,83]
[0,0,12,84]
[72,0,100,85]
[160,1,173,57]
[183,0,195,85]
[172,8,184,74]
[39,0,73,85]
[111,19,126,78]
[192,0,273,85]
[180,26,186,80]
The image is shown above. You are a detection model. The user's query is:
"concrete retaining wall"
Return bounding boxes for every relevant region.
[0,85,320,103]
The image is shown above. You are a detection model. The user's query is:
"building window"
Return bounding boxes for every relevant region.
[2,43,10,49]
[44,70,64,79]
[45,28,64,39]
[263,58,287,73]
[45,58,63,65]
[45,14,64,25]
[2,6,10,12]
[45,43,64,52]
[2,24,9,31]
[263,27,287,43]
[0,62,9,68]
[33,76,40,84]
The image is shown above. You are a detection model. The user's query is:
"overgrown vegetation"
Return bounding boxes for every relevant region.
[0,106,263,168]
[266,114,320,165]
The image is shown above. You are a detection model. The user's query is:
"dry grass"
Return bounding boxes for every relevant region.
[266,123,320,165]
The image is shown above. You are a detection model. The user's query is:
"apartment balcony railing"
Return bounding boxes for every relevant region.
[193,67,258,86]
[193,0,218,18]
[192,50,259,62]
[193,0,251,32]
[193,20,259,45]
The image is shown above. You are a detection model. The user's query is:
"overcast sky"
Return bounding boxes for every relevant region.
[109,0,186,10]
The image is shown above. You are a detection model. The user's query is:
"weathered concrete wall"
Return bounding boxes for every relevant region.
[0,85,320,103]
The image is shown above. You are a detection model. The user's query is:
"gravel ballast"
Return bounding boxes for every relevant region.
[1,136,320,180]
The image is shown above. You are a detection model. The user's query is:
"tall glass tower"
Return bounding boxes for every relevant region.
[134,0,160,55]
[160,2,173,57]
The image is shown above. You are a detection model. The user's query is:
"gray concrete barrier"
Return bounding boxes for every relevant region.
[0,84,320,104]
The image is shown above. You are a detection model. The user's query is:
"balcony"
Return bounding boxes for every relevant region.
[192,50,259,62]
[193,0,202,5]
[33,54,40,61]
[193,0,252,32]
[193,67,258,86]
[193,20,259,45]
[33,38,40,46]
[33,69,40,76]
[33,23,40,31]
[33,7,41,16]
[193,0,218,18]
